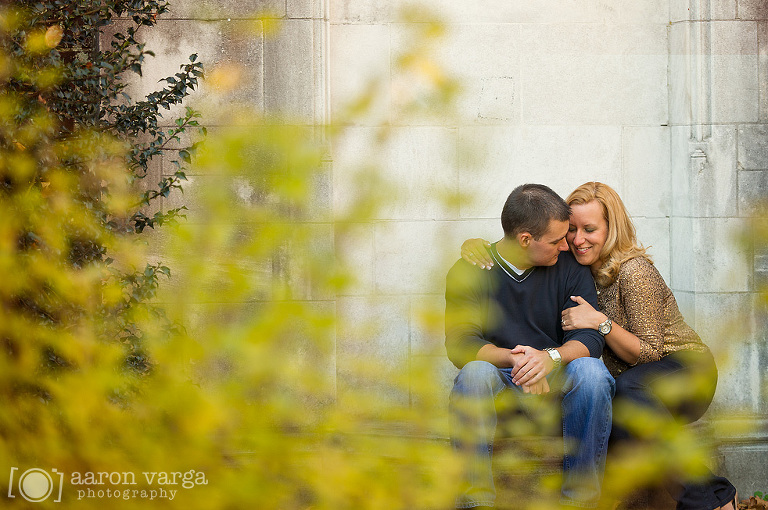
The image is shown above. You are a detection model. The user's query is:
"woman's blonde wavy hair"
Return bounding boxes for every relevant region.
[566,182,652,287]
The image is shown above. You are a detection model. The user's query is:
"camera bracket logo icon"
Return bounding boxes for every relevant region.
[8,467,64,503]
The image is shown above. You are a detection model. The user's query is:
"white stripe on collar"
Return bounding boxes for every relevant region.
[490,246,535,283]
[495,251,525,275]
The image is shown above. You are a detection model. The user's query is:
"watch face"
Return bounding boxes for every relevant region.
[599,321,611,335]
[546,349,561,364]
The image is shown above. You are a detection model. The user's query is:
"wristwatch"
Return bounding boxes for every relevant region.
[597,318,613,336]
[544,348,562,368]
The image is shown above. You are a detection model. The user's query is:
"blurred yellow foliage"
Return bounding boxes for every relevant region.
[0,5,463,510]
[2,3,762,510]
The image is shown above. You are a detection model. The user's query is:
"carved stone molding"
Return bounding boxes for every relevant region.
[690,146,708,174]
[688,0,713,142]
[315,0,330,130]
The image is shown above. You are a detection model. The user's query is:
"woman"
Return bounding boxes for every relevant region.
[461,182,737,510]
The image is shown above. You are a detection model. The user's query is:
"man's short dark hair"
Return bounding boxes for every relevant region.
[501,184,570,240]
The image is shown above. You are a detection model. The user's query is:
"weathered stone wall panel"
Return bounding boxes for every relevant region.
[711,21,759,124]
[760,22,768,122]
[519,24,668,126]
[634,217,672,282]
[739,171,768,216]
[693,125,739,218]
[105,18,264,123]
[335,296,411,406]
[263,19,318,119]
[329,24,390,125]
[621,127,671,219]
[330,0,393,24]
[739,125,768,170]
[422,23,522,125]
[739,0,768,20]
[161,0,287,19]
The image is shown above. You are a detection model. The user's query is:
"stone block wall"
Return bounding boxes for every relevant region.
[668,0,766,410]
[330,0,678,420]
[110,0,767,495]
[668,0,767,494]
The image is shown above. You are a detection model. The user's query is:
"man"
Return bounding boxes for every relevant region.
[445,184,615,509]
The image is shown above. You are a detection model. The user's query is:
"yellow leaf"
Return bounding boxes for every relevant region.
[45,25,63,48]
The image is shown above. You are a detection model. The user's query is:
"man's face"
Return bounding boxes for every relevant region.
[522,219,570,267]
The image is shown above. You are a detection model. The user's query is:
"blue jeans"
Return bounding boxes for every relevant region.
[450,358,615,509]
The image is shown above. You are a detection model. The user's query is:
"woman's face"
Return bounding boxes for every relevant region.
[567,200,609,272]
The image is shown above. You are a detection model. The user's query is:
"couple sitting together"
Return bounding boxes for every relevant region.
[445,182,736,510]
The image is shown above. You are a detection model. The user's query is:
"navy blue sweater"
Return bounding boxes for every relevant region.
[445,244,604,369]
